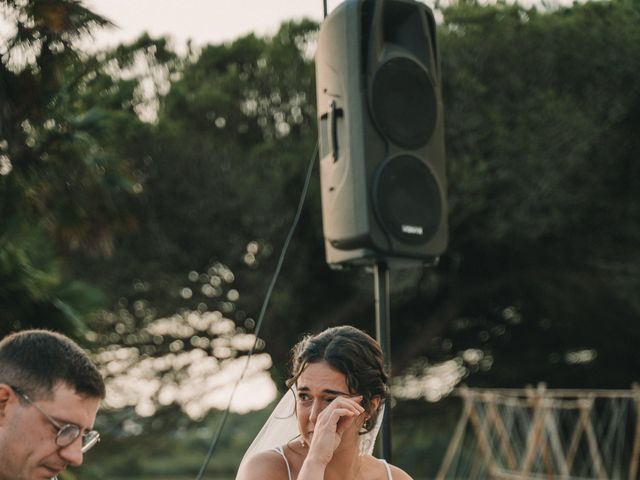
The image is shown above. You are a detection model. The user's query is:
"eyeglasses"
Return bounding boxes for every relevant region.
[11,386,100,453]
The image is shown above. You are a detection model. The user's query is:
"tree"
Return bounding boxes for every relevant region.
[0,0,149,336]
[70,20,342,387]
[394,0,640,391]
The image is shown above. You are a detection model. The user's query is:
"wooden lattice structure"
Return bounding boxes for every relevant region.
[436,385,640,479]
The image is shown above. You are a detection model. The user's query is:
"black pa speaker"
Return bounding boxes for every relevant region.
[315,0,446,268]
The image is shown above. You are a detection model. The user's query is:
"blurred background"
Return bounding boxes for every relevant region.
[1,0,639,478]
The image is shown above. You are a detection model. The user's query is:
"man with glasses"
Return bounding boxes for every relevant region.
[0,329,105,480]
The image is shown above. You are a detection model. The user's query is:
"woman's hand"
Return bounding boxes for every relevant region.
[305,395,365,466]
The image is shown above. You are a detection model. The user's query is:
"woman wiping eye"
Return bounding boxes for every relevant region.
[236,325,413,480]
[296,394,341,404]
[296,388,361,403]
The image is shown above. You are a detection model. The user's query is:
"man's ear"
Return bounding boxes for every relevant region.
[0,384,14,422]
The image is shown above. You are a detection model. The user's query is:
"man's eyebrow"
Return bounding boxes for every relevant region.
[52,416,81,427]
[51,415,91,431]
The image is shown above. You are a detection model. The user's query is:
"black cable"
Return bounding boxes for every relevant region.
[194,141,319,480]
[323,0,328,18]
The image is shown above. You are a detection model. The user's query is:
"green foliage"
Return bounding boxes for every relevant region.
[421,0,640,387]
[0,224,103,336]
[0,1,121,335]
[69,19,334,371]
[0,0,168,336]
[443,0,640,251]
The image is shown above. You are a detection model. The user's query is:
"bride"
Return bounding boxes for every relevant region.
[236,325,413,480]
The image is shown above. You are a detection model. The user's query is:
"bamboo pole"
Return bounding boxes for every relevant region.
[436,392,472,480]
[487,394,518,471]
[543,407,571,477]
[439,385,640,479]
[520,384,549,475]
[566,398,591,472]
[582,400,608,479]
[468,394,499,476]
[628,384,640,480]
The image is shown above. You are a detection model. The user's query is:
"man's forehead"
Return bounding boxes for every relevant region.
[44,383,101,425]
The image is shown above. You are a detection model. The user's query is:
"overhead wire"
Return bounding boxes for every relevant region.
[194,141,319,479]
[195,2,329,476]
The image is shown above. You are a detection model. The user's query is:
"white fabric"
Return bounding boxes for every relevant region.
[241,387,300,465]
[273,446,293,480]
[240,386,385,469]
[269,446,392,480]
[380,458,393,480]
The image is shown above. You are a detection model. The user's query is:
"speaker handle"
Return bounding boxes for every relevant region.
[329,100,344,162]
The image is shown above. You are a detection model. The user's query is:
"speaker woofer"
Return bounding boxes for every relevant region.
[371,57,437,149]
[373,155,441,245]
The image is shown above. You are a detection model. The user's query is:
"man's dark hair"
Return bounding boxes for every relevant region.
[286,325,389,434]
[0,329,105,400]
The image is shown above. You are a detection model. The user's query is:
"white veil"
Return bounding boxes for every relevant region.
[239,386,385,469]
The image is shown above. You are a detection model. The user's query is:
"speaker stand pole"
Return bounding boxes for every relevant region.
[374,260,392,461]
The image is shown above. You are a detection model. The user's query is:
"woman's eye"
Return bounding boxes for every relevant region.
[297,394,310,401]
[325,397,336,403]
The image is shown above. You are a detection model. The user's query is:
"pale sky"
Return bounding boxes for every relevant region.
[84,0,347,51]
[3,0,575,55]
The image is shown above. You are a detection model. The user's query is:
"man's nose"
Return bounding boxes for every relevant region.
[58,438,84,467]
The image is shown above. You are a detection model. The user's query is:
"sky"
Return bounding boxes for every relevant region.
[84,0,347,52]
[82,0,569,52]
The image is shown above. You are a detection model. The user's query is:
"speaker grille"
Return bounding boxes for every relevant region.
[373,155,441,245]
[371,57,437,149]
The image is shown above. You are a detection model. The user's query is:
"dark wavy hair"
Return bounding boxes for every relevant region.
[0,329,105,400]
[285,325,389,433]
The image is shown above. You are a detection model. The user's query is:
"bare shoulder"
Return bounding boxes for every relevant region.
[388,462,414,480]
[361,455,414,480]
[236,449,290,480]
